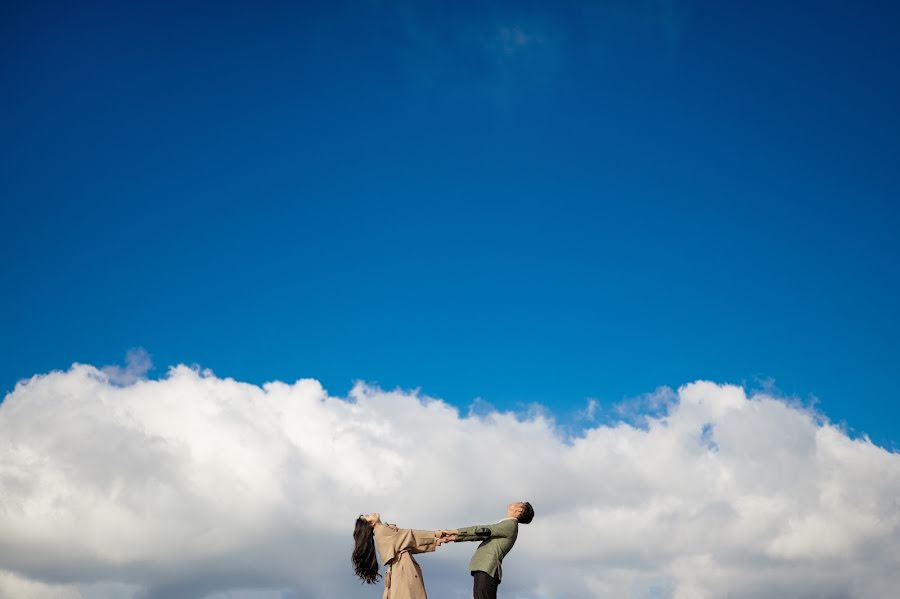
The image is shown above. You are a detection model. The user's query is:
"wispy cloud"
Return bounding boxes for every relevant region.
[1,365,898,598]
[100,347,153,386]
[351,1,567,99]
[368,0,691,98]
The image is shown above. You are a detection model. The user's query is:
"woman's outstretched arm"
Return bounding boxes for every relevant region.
[373,523,438,564]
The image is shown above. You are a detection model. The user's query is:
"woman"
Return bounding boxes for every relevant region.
[352,512,446,599]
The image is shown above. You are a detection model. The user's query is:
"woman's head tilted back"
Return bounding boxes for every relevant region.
[352,514,381,584]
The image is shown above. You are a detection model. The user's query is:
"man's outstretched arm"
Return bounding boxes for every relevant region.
[444,519,517,542]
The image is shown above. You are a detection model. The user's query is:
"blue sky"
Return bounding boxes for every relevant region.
[2,0,899,446]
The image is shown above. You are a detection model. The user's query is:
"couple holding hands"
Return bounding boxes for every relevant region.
[352,501,535,599]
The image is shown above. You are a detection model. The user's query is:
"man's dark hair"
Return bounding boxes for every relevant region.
[518,502,535,524]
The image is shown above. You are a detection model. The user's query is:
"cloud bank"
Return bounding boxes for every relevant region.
[1,363,899,598]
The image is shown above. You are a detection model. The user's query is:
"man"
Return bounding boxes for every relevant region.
[437,501,535,599]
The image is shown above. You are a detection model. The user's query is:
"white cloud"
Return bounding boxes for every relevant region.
[1,364,899,598]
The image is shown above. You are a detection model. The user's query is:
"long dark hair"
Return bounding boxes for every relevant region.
[352,517,381,584]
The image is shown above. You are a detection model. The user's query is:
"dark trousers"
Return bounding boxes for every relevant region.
[472,570,500,599]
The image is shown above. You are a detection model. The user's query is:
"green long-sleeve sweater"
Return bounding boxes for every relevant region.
[454,518,519,581]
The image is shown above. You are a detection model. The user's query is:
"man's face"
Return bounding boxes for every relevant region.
[507,502,526,518]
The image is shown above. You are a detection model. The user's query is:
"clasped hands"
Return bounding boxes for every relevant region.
[434,529,458,547]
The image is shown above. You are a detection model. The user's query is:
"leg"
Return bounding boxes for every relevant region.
[472,571,500,599]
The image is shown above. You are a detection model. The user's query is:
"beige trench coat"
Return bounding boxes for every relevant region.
[373,522,436,599]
